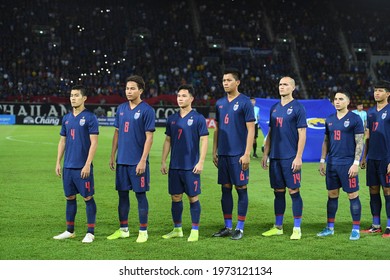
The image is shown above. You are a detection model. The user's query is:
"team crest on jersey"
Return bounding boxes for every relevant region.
[79,118,86,126]
[287,107,293,115]
[344,119,350,127]
[382,111,387,119]
[134,110,140,119]
[187,118,194,126]
[233,102,239,111]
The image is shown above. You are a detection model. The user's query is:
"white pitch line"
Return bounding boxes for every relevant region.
[5,136,56,145]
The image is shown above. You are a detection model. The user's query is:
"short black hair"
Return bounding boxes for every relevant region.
[177,84,195,96]
[223,67,241,80]
[334,90,351,100]
[71,85,87,96]
[374,80,390,92]
[126,75,145,91]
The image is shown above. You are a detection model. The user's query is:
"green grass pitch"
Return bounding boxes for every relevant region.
[0,125,388,260]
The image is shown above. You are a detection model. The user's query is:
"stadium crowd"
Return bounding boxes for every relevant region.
[0,0,389,106]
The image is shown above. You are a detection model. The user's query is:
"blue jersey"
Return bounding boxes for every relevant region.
[114,101,155,165]
[268,99,307,159]
[60,109,99,168]
[366,104,390,161]
[325,111,364,165]
[215,94,255,156]
[166,110,209,170]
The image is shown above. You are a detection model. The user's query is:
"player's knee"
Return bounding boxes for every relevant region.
[288,188,299,195]
[83,195,93,201]
[66,195,76,200]
[369,186,380,194]
[188,195,198,203]
[348,192,359,200]
[328,189,339,198]
[222,184,232,189]
[171,194,183,202]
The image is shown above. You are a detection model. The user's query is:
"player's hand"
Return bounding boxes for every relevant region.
[348,164,359,178]
[318,163,326,176]
[55,163,62,177]
[136,160,146,176]
[213,154,218,168]
[239,154,250,171]
[292,157,302,173]
[109,158,116,171]
[161,162,168,175]
[360,159,366,169]
[193,162,204,174]
[261,155,268,170]
[81,164,91,179]
[387,163,390,175]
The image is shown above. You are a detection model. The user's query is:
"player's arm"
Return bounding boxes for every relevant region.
[261,129,271,170]
[319,134,328,176]
[193,135,209,174]
[240,121,255,171]
[387,150,390,175]
[109,128,119,170]
[292,127,306,172]
[81,134,98,179]
[56,136,66,177]
[348,133,364,178]
[212,121,219,167]
[136,131,154,175]
[360,129,369,169]
[161,135,171,175]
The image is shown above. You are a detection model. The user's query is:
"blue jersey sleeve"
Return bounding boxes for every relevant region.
[88,113,100,135]
[244,99,256,123]
[353,114,364,135]
[296,103,308,128]
[143,105,156,132]
[114,103,124,129]
[60,114,68,136]
[197,114,209,136]
[165,114,175,137]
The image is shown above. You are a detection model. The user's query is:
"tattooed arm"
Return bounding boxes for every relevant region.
[348,133,364,178]
[354,133,364,162]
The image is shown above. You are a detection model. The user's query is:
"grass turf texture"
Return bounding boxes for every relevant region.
[0,125,388,260]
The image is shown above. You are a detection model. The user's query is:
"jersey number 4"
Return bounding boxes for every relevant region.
[70,128,76,140]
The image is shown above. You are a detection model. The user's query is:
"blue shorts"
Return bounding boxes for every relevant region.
[115,164,150,192]
[366,159,390,188]
[326,163,359,193]
[63,168,95,198]
[168,169,201,197]
[217,155,249,186]
[269,158,301,189]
